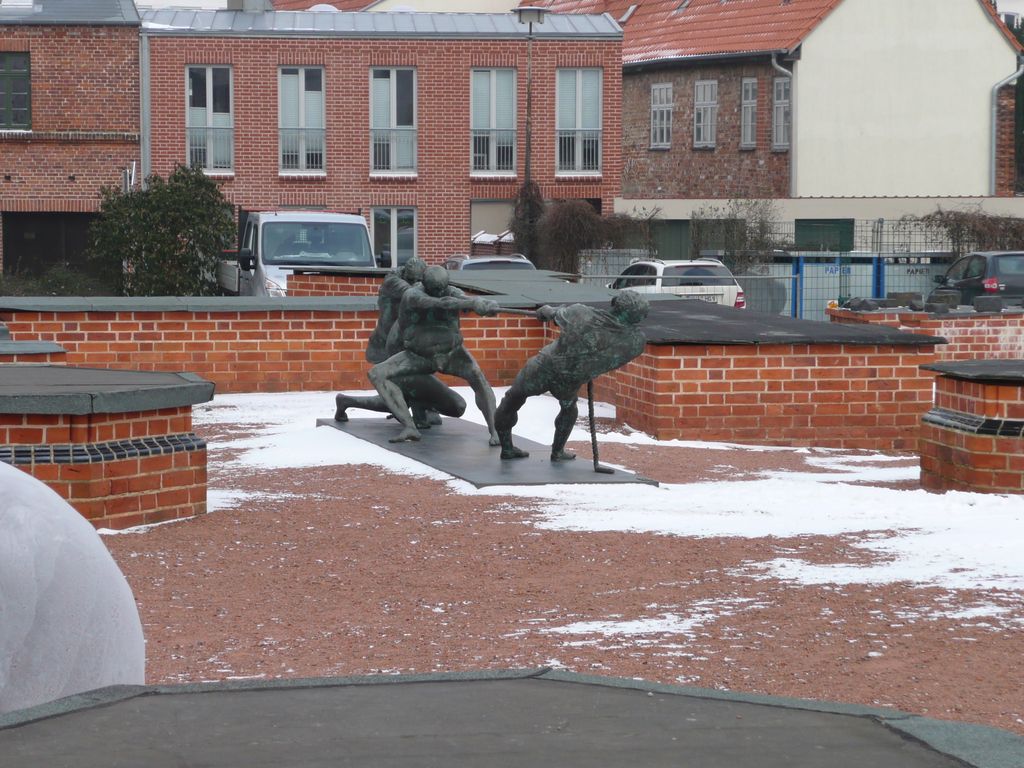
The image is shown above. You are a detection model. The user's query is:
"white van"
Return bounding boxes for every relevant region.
[218,211,375,296]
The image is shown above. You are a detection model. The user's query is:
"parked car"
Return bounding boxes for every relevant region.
[444,253,536,271]
[927,251,1024,306]
[609,258,746,308]
[218,211,375,296]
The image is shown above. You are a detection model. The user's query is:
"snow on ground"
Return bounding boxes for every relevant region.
[186,389,1024,596]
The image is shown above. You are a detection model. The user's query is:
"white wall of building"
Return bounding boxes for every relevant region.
[794,0,1019,198]
[616,195,1024,222]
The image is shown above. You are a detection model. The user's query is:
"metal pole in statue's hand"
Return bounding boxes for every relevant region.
[587,380,614,474]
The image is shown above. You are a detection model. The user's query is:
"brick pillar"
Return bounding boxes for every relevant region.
[919,362,1024,494]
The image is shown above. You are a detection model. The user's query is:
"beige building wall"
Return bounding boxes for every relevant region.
[795,0,1019,197]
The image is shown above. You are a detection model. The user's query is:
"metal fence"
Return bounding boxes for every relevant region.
[578,216,963,322]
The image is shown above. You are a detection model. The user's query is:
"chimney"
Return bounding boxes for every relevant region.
[227,0,274,11]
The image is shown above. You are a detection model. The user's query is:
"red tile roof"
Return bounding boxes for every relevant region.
[542,0,1022,64]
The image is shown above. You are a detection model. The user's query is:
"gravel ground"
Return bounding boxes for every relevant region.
[104,424,1024,738]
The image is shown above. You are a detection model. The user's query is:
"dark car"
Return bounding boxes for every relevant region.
[928,251,1024,306]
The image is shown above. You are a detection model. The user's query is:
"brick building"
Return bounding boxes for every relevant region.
[544,0,1024,258]
[0,0,141,275]
[140,6,622,265]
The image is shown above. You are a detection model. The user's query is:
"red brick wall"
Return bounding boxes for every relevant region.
[284,271,495,297]
[2,407,206,528]
[0,308,548,393]
[147,35,622,263]
[602,342,937,450]
[621,61,790,199]
[3,307,944,451]
[0,25,140,214]
[10,448,207,529]
[0,351,65,364]
[287,273,382,297]
[827,309,1024,360]
[0,407,193,445]
[933,377,1024,421]
[919,376,1024,494]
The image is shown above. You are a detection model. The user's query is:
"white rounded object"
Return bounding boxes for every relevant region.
[0,462,145,714]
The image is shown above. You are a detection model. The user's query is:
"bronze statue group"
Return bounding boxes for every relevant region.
[335,258,649,466]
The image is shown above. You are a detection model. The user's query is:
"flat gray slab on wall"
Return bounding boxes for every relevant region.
[2,670,1019,768]
[317,416,656,487]
[0,366,215,414]
[922,359,1024,382]
[639,301,945,347]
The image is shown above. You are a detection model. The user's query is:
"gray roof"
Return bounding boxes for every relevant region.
[0,0,139,25]
[140,8,620,38]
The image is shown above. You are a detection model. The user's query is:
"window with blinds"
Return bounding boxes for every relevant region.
[186,66,232,171]
[650,83,672,149]
[556,68,602,173]
[471,69,516,173]
[0,53,30,130]
[279,67,324,173]
[693,79,717,148]
[773,77,791,150]
[740,77,757,149]
[371,68,417,172]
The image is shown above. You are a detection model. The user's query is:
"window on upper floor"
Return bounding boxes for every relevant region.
[650,83,672,149]
[693,79,717,149]
[773,77,791,150]
[187,65,233,172]
[741,77,757,149]
[279,67,324,174]
[372,206,416,268]
[556,68,602,174]
[471,69,516,174]
[0,53,30,130]
[371,68,416,173]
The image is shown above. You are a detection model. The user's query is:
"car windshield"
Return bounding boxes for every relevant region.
[261,222,374,267]
[662,264,735,287]
[993,254,1024,278]
[461,260,535,270]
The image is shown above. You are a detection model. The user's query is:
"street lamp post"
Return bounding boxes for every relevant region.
[514,6,548,187]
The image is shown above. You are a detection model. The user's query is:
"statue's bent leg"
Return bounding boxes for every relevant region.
[334,393,390,422]
[368,353,433,442]
[402,375,467,422]
[495,386,529,459]
[445,350,499,447]
[551,396,579,461]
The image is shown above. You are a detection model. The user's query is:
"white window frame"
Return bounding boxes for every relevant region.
[649,83,672,149]
[470,68,517,175]
[740,77,757,149]
[556,68,603,174]
[371,206,417,269]
[370,67,417,174]
[278,66,325,174]
[693,79,717,148]
[186,65,233,173]
[773,77,791,150]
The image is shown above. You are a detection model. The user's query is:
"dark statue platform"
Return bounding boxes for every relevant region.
[316,417,657,488]
[3,670,1016,768]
